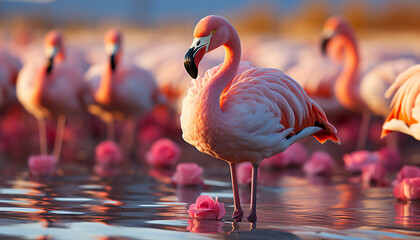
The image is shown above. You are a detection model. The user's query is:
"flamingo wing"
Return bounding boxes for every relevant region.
[218,62,339,153]
[382,65,420,140]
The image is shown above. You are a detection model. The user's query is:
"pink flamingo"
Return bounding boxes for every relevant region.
[182,15,340,222]
[85,29,162,147]
[17,30,90,160]
[382,65,420,140]
[0,50,21,107]
[321,16,415,149]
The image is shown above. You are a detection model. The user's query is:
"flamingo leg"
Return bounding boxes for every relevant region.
[229,163,244,221]
[357,110,371,150]
[38,118,48,155]
[247,162,259,222]
[107,119,115,142]
[53,115,66,160]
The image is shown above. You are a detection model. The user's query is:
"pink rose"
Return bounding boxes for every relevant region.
[303,150,335,175]
[95,141,123,166]
[261,142,308,168]
[361,163,386,186]
[261,152,289,168]
[394,177,420,200]
[187,195,226,220]
[283,142,309,166]
[343,150,379,172]
[396,166,420,182]
[187,219,224,233]
[172,163,204,186]
[146,138,181,167]
[28,155,57,177]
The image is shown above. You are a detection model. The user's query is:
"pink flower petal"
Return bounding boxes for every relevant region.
[187,195,226,220]
[303,151,335,175]
[397,166,420,182]
[145,138,181,168]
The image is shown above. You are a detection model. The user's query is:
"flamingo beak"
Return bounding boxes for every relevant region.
[321,30,335,55]
[45,46,58,74]
[106,43,120,71]
[184,34,213,79]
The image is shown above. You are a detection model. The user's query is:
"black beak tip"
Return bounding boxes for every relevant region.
[184,48,198,79]
[46,56,53,74]
[321,38,329,55]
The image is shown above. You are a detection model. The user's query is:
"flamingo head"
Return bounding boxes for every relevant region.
[104,29,122,71]
[44,30,64,73]
[321,16,357,62]
[184,15,230,79]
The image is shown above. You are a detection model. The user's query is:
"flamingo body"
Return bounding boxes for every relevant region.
[182,15,339,222]
[85,29,161,123]
[182,61,339,165]
[86,64,159,121]
[0,51,21,106]
[17,62,86,119]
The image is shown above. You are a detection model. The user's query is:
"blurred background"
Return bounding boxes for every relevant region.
[2,0,420,36]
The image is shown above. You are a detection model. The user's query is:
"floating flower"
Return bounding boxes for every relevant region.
[397,166,420,182]
[95,141,123,166]
[261,142,308,168]
[172,163,204,186]
[237,162,253,185]
[303,150,335,175]
[145,138,181,167]
[343,150,379,172]
[394,177,420,200]
[187,195,226,220]
[361,163,386,186]
[28,155,57,177]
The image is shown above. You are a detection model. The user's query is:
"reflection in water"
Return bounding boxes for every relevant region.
[394,201,420,227]
[187,219,224,233]
[175,187,201,203]
[0,161,419,239]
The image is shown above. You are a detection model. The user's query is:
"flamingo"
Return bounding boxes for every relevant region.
[85,29,162,148]
[17,30,90,160]
[321,16,418,149]
[182,15,340,222]
[382,65,420,140]
[0,50,22,107]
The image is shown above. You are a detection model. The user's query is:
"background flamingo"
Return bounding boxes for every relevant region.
[182,15,339,222]
[0,50,22,108]
[85,29,163,150]
[16,30,90,160]
[321,16,417,150]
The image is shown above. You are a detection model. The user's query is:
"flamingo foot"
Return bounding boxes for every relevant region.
[232,208,244,221]
[247,209,257,222]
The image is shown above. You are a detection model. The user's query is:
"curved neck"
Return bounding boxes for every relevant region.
[95,65,115,104]
[197,28,241,125]
[334,35,362,111]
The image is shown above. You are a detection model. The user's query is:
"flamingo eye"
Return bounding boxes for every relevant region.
[196,40,201,46]
[211,30,216,35]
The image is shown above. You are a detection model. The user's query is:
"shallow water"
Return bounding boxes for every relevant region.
[0,155,419,240]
